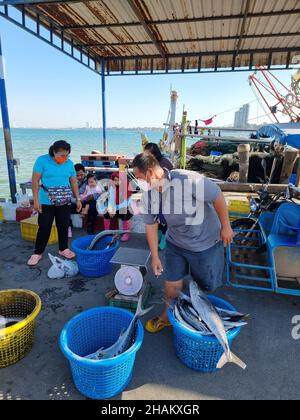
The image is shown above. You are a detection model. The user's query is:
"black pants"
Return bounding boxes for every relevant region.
[104,210,133,221]
[71,201,98,230]
[35,204,71,255]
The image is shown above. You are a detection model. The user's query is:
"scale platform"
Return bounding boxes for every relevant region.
[108,247,152,312]
[110,247,151,270]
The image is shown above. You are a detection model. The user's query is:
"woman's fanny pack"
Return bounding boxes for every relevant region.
[41,185,72,206]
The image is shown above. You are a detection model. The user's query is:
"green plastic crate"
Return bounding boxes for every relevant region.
[107,282,153,313]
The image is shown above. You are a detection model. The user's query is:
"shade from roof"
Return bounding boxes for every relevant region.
[0,0,299,75]
[257,123,300,149]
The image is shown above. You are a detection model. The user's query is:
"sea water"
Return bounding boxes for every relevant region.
[0,128,163,198]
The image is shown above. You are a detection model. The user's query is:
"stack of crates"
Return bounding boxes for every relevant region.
[81,154,127,169]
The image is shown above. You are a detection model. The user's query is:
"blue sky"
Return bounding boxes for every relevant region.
[0,16,296,129]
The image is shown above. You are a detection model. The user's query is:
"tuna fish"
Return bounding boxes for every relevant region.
[189,281,247,370]
[85,295,153,360]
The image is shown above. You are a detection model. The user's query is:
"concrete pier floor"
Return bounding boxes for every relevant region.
[0,222,300,400]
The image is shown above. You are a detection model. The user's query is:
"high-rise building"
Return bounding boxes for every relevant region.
[234,104,250,128]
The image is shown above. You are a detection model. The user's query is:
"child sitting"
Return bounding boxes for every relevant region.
[103,172,133,242]
[81,174,104,216]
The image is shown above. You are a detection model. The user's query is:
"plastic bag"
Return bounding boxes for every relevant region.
[48,254,79,279]
[15,193,31,208]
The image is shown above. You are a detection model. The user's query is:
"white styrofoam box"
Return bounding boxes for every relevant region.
[3,202,17,221]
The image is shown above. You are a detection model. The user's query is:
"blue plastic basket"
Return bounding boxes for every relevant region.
[168,296,241,373]
[72,235,119,278]
[60,307,144,400]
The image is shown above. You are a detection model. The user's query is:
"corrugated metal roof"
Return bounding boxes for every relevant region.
[1,0,300,74]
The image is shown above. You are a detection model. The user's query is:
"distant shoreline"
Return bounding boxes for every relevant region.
[2,127,164,131]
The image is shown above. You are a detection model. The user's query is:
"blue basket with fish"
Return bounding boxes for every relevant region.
[72,235,119,278]
[168,292,243,373]
[60,307,144,400]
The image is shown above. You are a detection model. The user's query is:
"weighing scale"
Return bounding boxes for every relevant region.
[108,248,152,311]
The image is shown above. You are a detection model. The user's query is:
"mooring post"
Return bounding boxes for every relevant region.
[238,144,251,183]
[0,33,17,203]
[180,111,188,169]
[280,149,298,184]
[101,60,107,154]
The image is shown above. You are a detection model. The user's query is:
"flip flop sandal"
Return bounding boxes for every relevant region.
[27,254,43,267]
[145,317,172,334]
[59,249,76,260]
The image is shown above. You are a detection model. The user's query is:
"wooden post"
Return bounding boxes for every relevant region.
[180,111,188,170]
[238,144,251,183]
[280,149,298,184]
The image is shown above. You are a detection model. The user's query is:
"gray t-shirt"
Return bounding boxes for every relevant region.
[142,170,222,252]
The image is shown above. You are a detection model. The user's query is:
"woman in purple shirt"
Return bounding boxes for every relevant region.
[144,143,174,172]
[144,143,173,250]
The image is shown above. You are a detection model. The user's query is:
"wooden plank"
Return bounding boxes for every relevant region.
[280,149,298,184]
[218,183,288,193]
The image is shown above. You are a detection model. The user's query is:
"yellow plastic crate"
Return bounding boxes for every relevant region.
[228,199,250,222]
[20,216,58,245]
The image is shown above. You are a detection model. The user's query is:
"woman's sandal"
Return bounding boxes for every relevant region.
[145,317,171,334]
[59,249,76,260]
[27,254,43,267]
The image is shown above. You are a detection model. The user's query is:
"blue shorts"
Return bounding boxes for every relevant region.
[165,241,225,292]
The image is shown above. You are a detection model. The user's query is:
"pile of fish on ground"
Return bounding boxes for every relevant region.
[173,280,248,370]
[85,295,153,361]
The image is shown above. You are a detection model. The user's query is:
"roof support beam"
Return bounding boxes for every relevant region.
[235,0,252,55]
[0,9,102,74]
[61,9,300,30]
[80,32,300,48]
[0,1,90,5]
[104,47,300,61]
[126,0,166,58]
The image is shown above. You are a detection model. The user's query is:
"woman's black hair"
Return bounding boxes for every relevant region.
[49,140,71,157]
[144,143,163,162]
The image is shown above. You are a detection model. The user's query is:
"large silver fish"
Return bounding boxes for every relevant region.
[87,230,130,251]
[173,304,198,333]
[189,281,247,370]
[179,291,248,323]
[85,295,154,360]
[178,301,212,335]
